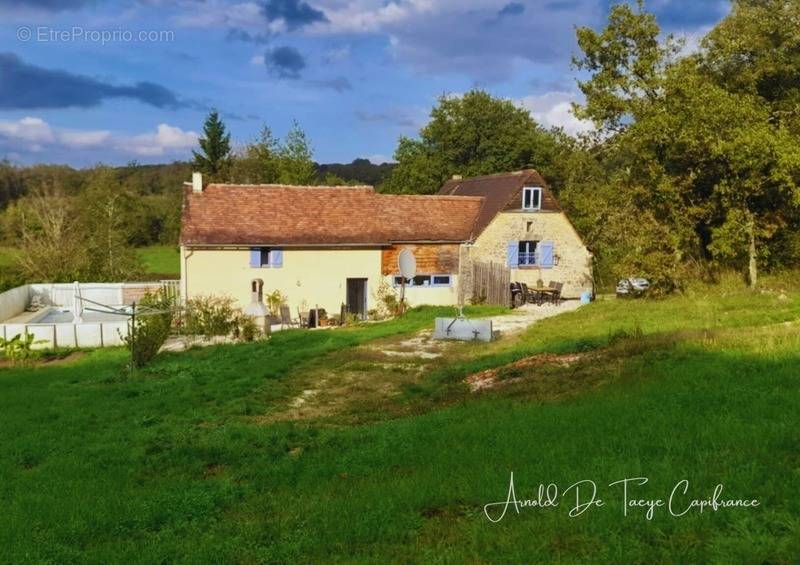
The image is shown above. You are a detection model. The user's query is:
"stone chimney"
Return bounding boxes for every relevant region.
[192,172,203,193]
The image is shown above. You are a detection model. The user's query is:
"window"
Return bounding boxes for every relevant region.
[518,240,538,266]
[250,247,283,268]
[393,274,452,287]
[522,186,542,211]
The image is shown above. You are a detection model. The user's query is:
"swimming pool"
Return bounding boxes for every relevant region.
[31,308,131,324]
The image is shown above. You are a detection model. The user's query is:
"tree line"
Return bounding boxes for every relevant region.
[2,0,797,291]
[379,0,800,291]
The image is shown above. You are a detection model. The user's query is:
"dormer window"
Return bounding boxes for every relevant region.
[522,187,542,211]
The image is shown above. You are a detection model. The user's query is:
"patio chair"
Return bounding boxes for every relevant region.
[519,282,542,306]
[510,282,525,308]
[548,282,563,305]
[280,305,299,329]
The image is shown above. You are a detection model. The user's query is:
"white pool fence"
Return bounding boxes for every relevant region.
[0,281,179,349]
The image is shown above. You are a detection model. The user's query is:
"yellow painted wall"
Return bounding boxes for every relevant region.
[183,247,384,314]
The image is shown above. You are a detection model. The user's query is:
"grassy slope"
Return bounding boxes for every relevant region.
[0,289,798,563]
[0,245,179,278]
[136,245,180,277]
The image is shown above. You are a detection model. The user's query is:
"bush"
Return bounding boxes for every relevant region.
[122,290,174,368]
[0,333,44,365]
[183,295,239,336]
[373,280,400,318]
[183,294,263,341]
[232,314,259,342]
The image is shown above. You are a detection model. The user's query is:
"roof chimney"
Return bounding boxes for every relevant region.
[452,174,462,180]
[192,172,203,193]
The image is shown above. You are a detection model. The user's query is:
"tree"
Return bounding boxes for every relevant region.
[276,121,316,185]
[382,90,558,194]
[78,168,142,281]
[230,126,281,184]
[193,110,232,180]
[701,0,800,134]
[573,0,681,134]
[16,184,88,282]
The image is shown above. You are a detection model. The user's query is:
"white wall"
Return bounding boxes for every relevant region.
[0,285,29,322]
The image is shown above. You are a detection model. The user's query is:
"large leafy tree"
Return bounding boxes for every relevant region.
[566,0,800,290]
[78,168,142,281]
[382,90,558,194]
[193,110,232,180]
[572,0,681,134]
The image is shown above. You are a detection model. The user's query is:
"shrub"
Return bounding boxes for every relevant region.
[0,333,44,365]
[122,290,174,368]
[265,290,286,317]
[183,294,263,341]
[373,280,400,318]
[184,295,239,336]
[232,314,259,342]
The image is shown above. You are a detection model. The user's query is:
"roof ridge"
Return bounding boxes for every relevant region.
[379,194,485,201]
[205,183,375,190]
[446,169,539,183]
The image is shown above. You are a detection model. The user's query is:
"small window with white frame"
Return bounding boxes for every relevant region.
[393,274,452,287]
[522,186,542,211]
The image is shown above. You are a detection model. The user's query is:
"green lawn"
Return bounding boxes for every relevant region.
[0,287,798,562]
[136,245,180,277]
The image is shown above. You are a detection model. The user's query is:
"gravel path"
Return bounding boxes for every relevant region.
[484,301,584,334]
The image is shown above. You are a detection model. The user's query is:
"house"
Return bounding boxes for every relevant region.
[179,170,592,318]
[439,170,593,300]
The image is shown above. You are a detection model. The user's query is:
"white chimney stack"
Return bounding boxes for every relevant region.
[192,172,203,193]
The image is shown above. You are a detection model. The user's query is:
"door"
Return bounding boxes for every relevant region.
[346,278,368,319]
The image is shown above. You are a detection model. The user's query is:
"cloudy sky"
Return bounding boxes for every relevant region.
[0,0,729,166]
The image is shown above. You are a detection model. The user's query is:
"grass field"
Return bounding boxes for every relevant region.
[0,245,179,278]
[135,245,180,277]
[1,282,798,562]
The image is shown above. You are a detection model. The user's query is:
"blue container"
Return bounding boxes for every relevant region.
[580,291,592,304]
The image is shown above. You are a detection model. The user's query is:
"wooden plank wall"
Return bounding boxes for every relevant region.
[471,261,510,306]
[381,244,460,276]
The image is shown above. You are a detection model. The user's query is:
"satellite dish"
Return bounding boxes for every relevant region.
[398,248,417,280]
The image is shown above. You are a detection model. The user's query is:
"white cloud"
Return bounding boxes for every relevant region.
[0,117,198,160]
[518,91,593,136]
[0,117,55,147]
[59,129,112,147]
[118,124,199,156]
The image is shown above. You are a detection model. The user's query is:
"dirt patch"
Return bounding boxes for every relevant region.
[0,350,85,369]
[466,352,590,392]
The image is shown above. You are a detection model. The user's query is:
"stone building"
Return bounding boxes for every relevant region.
[439,170,593,300]
[179,170,592,317]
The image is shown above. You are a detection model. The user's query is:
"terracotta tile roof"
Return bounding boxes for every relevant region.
[438,169,561,237]
[180,184,485,246]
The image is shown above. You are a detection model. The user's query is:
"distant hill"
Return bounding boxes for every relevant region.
[316,159,396,186]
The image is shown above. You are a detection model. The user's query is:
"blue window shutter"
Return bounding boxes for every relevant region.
[250,248,261,268]
[507,241,519,268]
[539,241,554,268]
[271,248,283,268]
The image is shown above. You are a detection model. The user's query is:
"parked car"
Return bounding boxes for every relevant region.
[616,278,650,298]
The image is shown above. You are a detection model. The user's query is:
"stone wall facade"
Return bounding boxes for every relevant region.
[464,211,593,299]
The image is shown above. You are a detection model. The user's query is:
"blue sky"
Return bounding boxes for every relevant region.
[0,0,730,166]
